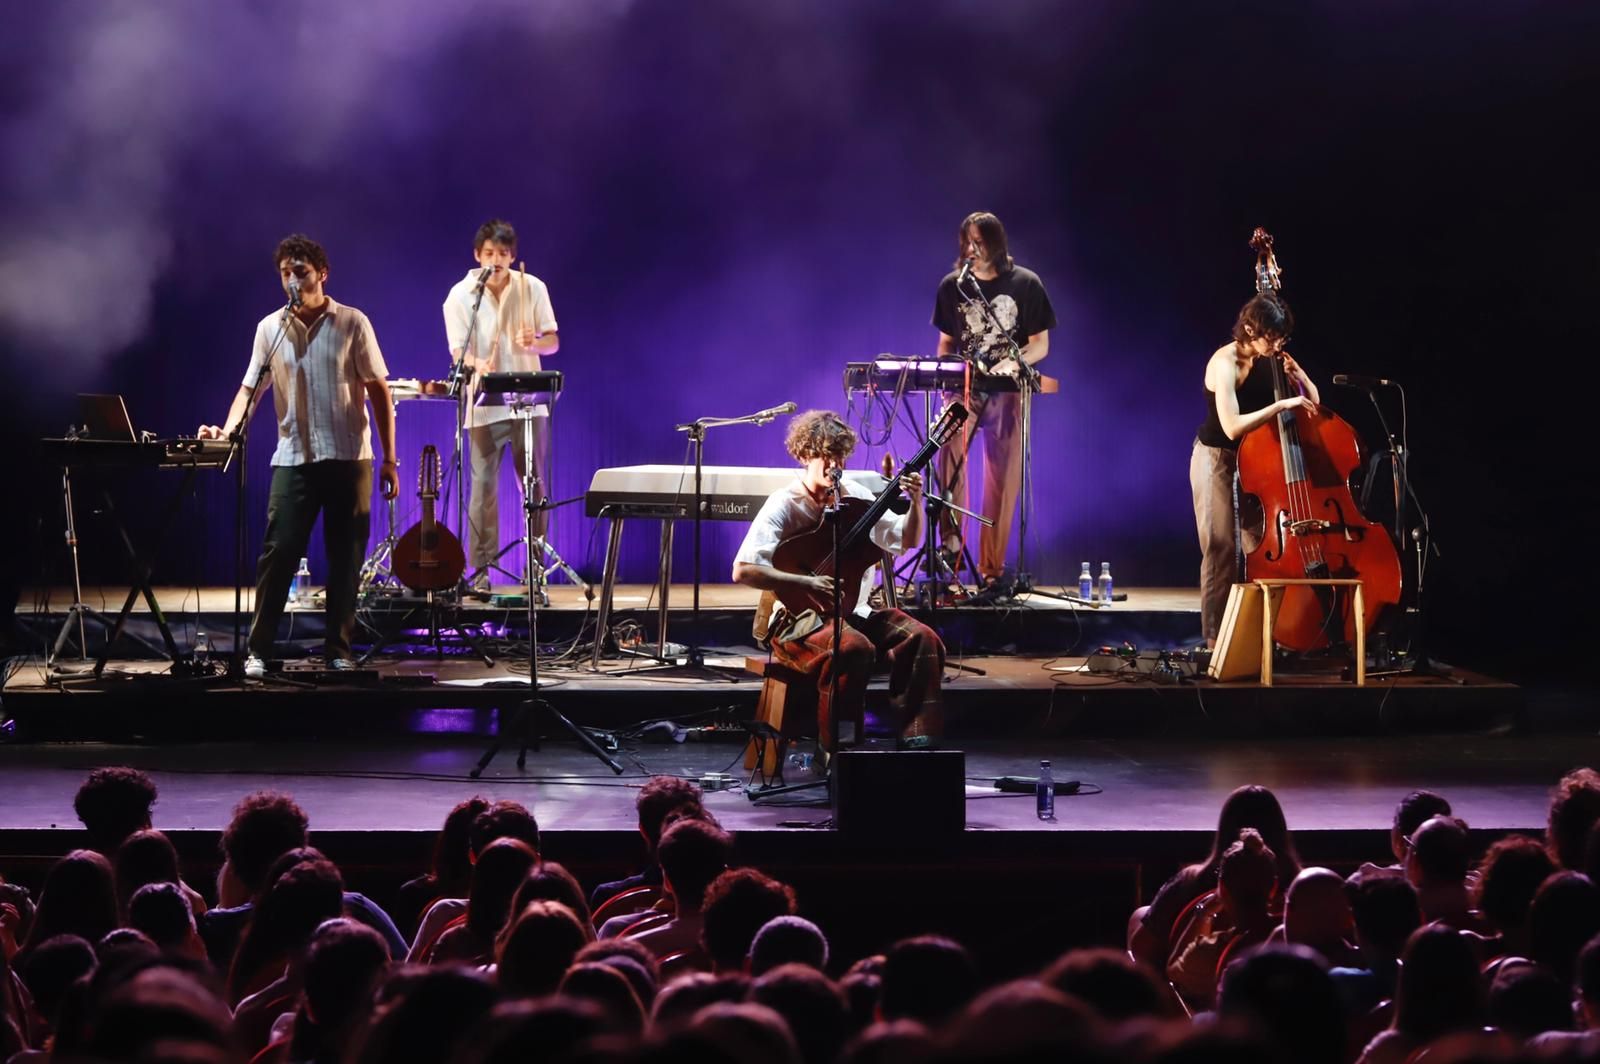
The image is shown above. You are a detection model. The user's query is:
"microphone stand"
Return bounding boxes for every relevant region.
[228,300,296,677]
[449,270,491,582]
[630,404,791,680]
[1350,381,1451,681]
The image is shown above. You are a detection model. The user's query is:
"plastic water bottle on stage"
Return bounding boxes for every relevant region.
[1098,562,1113,604]
[1078,562,1092,601]
[291,557,311,607]
[193,632,210,665]
[1037,760,1055,821]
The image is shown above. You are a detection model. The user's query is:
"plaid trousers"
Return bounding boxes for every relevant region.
[770,607,945,748]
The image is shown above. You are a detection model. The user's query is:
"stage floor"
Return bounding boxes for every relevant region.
[0,732,1584,836]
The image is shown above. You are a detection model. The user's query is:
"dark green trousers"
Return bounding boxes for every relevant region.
[248,460,372,660]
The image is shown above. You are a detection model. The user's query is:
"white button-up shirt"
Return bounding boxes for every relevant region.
[243,297,388,467]
[443,269,559,427]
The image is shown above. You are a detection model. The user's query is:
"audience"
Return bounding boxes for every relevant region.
[6,763,1600,1064]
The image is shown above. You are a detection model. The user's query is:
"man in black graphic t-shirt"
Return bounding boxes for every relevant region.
[931,211,1056,585]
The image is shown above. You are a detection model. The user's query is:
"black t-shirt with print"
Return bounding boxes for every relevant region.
[932,264,1057,371]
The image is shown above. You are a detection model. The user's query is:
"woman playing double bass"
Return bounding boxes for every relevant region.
[1190,293,1320,648]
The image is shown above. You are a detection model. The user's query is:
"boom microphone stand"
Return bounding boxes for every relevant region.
[447,267,492,576]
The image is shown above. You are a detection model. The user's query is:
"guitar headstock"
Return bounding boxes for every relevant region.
[929,402,970,447]
[1250,227,1282,295]
[418,444,441,500]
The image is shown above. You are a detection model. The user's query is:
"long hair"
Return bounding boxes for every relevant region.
[1184,785,1301,887]
[954,211,1014,273]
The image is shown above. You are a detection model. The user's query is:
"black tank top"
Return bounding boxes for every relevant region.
[1198,356,1276,449]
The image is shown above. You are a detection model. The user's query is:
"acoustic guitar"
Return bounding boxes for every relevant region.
[391,444,466,593]
[770,402,968,618]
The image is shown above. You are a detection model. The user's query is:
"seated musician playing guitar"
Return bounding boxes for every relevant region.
[732,410,946,751]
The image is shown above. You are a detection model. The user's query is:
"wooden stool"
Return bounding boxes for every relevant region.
[743,657,819,776]
[1208,578,1366,686]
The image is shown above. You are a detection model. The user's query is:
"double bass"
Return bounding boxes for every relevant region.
[1236,229,1401,650]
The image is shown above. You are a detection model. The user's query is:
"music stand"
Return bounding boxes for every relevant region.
[471,371,623,778]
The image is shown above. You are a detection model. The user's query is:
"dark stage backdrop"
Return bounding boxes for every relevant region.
[3,1,1596,678]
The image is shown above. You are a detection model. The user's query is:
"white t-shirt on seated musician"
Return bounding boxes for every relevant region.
[733,477,910,624]
[443,269,558,428]
[243,297,388,467]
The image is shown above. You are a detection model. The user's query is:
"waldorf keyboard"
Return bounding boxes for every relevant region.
[586,465,885,521]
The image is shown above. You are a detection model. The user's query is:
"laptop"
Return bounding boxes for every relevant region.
[77,394,139,442]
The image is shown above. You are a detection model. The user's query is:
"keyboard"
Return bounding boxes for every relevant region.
[844,357,1059,394]
[585,465,886,520]
[39,437,234,470]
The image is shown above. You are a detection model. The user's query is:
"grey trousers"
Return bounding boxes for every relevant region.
[468,416,550,570]
[1189,439,1240,645]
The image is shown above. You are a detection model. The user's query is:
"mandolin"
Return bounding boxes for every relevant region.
[391,444,467,593]
[770,403,967,617]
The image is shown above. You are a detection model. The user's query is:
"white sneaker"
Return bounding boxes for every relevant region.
[328,657,357,672]
[243,655,267,680]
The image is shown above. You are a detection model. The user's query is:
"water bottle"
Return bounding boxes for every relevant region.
[1078,562,1092,601]
[1098,562,1114,605]
[193,631,210,665]
[1037,760,1055,821]
[291,557,311,607]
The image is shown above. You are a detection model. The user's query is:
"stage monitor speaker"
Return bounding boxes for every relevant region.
[832,750,965,838]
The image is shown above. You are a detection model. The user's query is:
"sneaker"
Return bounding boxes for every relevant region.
[327,657,358,672]
[896,734,937,751]
[243,655,267,680]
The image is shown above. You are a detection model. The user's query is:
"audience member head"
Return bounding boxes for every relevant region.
[637,775,707,851]
[1391,924,1485,1042]
[1475,834,1557,935]
[429,795,489,895]
[496,900,589,998]
[749,915,830,975]
[1143,1024,1277,1064]
[220,790,310,897]
[454,997,609,1064]
[1204,785,1300,883]
[113,828,185,915]
[840,971,883,1035]
[296,918,391,1059]
[559,961,648,1035]
[1216,944,1344,1064]
[1391,790,1452,863]
[17,934,96,1032]
[657,817,733,916]
[651,972,751,1030]
[940,980,1100,1064]
[353,966,498,1064]
[1345,872,1421,962]
[464,837,539,941]
[82,963,239,1062]
[20,849,118,957]
[1219,828,1278,923]
[468,799,541,859]
[838,1019,934,1064]
[879,935,979,1027]
[73,766,158,855]
[1486,960,1574,1040]
[700,868,798,972]
[1041,947,1167,1022]
[1405,815,1472,889]
[688,1001,802,1064]
[575,937,661,1009]
[749,963,851,1064]
[1548,768,1600,870]
[127,881,199,955]
[1529,870,1600,983]
[509,860,595,936]
[1282,867,1353,959]
[228,856,344,1002]
[98,927,160,959]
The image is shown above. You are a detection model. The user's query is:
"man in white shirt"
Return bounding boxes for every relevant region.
[442,219,559,595]
[199,235,397,678]
[732,410,945,749]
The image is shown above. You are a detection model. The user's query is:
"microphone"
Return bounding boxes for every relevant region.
[287,279,303,308]
[752,400,798,424]
[957,257,975,284]
[475,266,493,288]
[1332,373,1394,389]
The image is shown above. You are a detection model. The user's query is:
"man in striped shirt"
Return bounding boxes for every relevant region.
[199,234,397,678]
